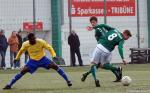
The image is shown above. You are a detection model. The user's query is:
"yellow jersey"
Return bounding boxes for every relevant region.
[15,38,56,61]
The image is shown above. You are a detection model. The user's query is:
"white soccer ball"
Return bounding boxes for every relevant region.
[121,76,132,86]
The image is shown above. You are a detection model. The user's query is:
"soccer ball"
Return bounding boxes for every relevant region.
[121,76,132,86]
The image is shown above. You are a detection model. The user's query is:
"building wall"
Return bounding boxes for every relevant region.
[61,0,148,66]
[0,0,52,67]
[0,0,148,67]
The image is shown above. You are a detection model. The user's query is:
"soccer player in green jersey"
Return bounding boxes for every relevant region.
[84,16,124,83]
[87,16,114,42]
[82,16,132,87]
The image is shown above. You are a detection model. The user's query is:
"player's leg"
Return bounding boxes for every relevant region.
[83,61,100,87]
[49,62,72,86]
[42,57,72,87]
[102,63,121,81]
[3,59,38,89]
[81,47,101,87]
[101,53,122,82]
[3,66,29,89]
[90,63,100,87]
[114,66,122,82]
[81,70,91,82]
[81,47,100,82]
[81,63,100,82]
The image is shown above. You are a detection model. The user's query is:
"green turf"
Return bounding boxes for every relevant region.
[0,64,150,93]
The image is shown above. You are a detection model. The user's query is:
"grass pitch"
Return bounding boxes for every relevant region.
[0,64,150,93]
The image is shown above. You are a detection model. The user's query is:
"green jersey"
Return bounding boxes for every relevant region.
[98,29,125,59]
[93,24,115,42]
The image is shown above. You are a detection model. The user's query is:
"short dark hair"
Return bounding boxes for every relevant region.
[124,30,132,37]
[28,33,35,40]
[90,16,98,22]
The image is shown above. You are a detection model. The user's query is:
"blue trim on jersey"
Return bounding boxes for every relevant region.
[25,56,52,74]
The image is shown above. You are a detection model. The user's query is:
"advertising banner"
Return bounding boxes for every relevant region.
[68,0,135,17]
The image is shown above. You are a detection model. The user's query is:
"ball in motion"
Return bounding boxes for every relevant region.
[121,76,132,86]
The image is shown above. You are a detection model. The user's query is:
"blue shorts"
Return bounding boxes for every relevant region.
[25,56,52,74]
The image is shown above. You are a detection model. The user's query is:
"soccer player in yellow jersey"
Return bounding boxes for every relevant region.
[3,33,72,89]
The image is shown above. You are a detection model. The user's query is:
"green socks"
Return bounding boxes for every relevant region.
[85,70,91,76]
[102,63,119,78]
[91,65,97,81]
[102,63,118,71]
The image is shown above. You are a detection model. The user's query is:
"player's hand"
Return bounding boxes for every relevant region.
[13,59,18,63]
[86,26,93,31]
[122,59,127,65]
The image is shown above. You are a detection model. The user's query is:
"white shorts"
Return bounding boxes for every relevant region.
[91,44,112,65]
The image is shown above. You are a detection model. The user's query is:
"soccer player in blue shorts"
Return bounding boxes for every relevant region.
[3,33,72,89]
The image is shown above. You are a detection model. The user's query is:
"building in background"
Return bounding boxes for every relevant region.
[0,0,149,66]
[62,0,148,65]
[0,0,52,67]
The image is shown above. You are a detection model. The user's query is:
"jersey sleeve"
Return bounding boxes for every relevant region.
[95,31,102,42]
[93,24,105,41]
[15,42,27,60]
[118,40,125,59]
[42,40,56,58]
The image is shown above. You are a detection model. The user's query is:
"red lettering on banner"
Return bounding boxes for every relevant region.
[68,0,135,16]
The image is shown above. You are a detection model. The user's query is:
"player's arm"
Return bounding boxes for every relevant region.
[15,42,27,60]
[95,31,103,42]
[118,40,127,64]
[94,25,107,41]
[43,40,56,58]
